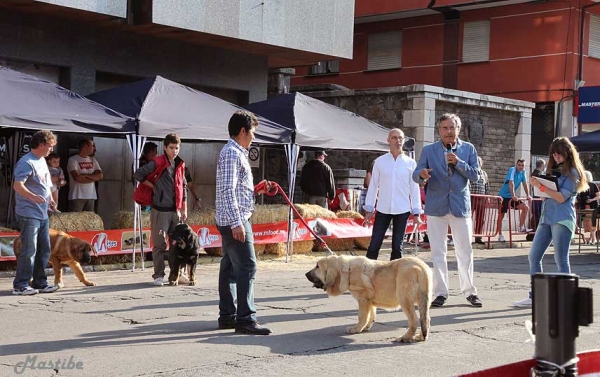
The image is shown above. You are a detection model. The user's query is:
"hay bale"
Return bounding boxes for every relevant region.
[294,204,337,220]
[251,204,290,224]
[265,241,314,256]
[111,211,150,229]
[315,238,355,252]
[204,247,222,257]
[0,227,17,233]
[205,244,265,257]
[49,212,104,232]
[186,208,216,226]
[336,211,364,220]
[254,243,266,256]
[354,237,371,250]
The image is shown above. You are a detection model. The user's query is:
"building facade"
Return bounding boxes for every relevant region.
[0,0,355,226]
[292,0,600,152]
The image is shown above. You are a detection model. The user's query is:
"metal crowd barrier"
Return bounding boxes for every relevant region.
[506,197,545,248]
[470,194,502,249]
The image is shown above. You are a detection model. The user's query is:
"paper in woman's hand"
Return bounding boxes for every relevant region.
[533,175,558,198]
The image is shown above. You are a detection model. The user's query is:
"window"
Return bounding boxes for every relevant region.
[462,20,490,63]
[367,30,402,71]
[590,14,600,59]
[308,60,340,75]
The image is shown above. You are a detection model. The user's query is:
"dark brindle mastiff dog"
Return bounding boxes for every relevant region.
[168,223,199,286]
[305,255,432,343]
[13,229,97,288]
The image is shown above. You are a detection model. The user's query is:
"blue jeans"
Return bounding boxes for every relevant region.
[217,220,257,326]
[366,211,410,261]
[13,216,51,289]
[529,223,572,275]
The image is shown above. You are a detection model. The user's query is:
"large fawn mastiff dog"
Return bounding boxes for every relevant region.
[306,255,432,342]
[14,228,97,287]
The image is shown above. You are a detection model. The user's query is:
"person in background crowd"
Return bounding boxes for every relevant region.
[139,142,158,167]
[215,110,272,335]
[67,139,102,212]
[45,152,66,209]
[496,159,532,241]
[469,156,489,245]
[364,128,422,261]
[530,159,546,233]
[185,167,202,210]
[513,137,588,307]
[577,170,599,245]
[133,134,187,287]
[300,151,335,209]
[12,130,60,295]
[413,113,483,308]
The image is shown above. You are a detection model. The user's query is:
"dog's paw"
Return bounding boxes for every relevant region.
[414,333,427,342]
[169,281,178,286]
[84,281,96,286]
[188,280,196,286]
[346,326,363,334]
[56,282,65,289]
[363,322,375,331]
[393,334,416,343]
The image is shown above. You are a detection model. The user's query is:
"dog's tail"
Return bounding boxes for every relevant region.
[418,267,433,340]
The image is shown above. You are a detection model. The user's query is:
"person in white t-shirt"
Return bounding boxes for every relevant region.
[363,128,423,260]
[67,139,103,212]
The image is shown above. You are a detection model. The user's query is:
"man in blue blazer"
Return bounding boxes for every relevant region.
[412,113,483,308]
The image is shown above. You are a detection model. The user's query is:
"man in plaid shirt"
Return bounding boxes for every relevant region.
[216,110,271,336]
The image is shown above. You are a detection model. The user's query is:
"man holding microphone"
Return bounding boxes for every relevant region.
[413,113,482,308]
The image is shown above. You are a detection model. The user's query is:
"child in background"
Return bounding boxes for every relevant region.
[46,152,66,208]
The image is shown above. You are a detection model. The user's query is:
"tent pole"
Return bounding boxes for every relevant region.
[285,143,300,263]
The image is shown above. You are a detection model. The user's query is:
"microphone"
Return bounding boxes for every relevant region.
[446,144,455,168]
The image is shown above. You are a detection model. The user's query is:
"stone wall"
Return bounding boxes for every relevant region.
[291,85,534,197]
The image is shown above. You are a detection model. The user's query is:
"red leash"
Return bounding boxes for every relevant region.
[254,181,334,254]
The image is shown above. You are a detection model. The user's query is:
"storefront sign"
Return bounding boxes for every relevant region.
[578,86,600,124]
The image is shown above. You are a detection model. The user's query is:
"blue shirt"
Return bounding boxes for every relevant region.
[412,139,479,218]
[215,139,255,228]
[540,168,580,233]
[13,152,52,220]
[498,166,528,199]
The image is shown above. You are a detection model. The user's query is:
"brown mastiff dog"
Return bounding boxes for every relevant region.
[305,255,432,343]
[14,228,97,288]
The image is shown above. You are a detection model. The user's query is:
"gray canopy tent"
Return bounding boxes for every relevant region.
[0,66,135,228]
[245,92,392,258]
[88,76,294,264]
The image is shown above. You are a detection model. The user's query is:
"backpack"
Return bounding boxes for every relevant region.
[132,156,169,206]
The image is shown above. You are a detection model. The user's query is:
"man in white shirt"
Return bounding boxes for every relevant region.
[364,128,422,260]
[67,139,103,212]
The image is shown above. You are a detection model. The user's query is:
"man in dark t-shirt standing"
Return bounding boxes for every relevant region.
[300,151,335,209]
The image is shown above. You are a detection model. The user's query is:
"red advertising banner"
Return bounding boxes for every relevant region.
[0,215,427,261]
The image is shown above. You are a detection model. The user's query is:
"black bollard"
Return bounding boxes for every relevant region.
[532,273,593,377]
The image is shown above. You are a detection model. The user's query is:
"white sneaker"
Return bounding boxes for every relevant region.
[12,286,39,296]
[153,278,164,287]
[519,226,533,233]
[513,297,532,308]
[498,234,505,242]
[178,271,190,284]
[37,284,59,293]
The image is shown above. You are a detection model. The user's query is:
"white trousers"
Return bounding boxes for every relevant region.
[427,214,477,298]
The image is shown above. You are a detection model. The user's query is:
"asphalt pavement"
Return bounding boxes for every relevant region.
[0,242,599,377]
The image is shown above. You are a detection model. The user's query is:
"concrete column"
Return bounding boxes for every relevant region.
[60,66,96,95]
[515,110,533,169]
[267,68,295,98]
[403,96,437,160]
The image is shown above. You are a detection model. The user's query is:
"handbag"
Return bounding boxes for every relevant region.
[133,156,169,206]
